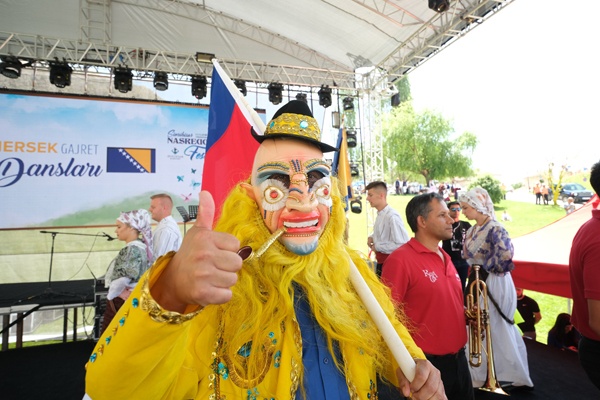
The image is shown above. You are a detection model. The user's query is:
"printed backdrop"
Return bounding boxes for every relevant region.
[0,92,222,228]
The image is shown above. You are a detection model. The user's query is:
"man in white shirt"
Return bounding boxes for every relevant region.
[366,181,410,277]
[149,193,182,261]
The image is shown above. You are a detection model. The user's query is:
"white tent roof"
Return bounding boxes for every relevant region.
[0,0,515,90]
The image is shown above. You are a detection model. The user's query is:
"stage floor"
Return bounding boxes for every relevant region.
[0,338,598,399]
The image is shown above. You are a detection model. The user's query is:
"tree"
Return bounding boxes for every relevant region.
[383,102,477,184]
[469,175,503,204]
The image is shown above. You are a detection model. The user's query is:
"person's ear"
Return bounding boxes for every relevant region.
[241,182,256,201]
[417,215,427,229]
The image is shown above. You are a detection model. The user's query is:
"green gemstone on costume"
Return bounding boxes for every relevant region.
[105,336,111,345]
[132,298,139,308]
[300,120,308,129]
[119,317,125,326]
[90,353,97,362]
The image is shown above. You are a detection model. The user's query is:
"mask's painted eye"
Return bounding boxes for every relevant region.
[307,170,325,188]
[260,179,289,212]
[312,176,332,207]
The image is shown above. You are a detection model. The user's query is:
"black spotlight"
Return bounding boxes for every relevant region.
[268,82,284,105]
[0,56,22,79]
[295,93,307,103]
[343,97,354,111]
[154,71,169,91]
[113,67,133,93]
[234,79,247,96]
[350,162,360,177]
[49,61,73,88]
[391,93,401,107]
[346,130,357,148]
[191,75,207,99]
[318,85,332,108]
[350,197,362,214]
[429,0,449,12]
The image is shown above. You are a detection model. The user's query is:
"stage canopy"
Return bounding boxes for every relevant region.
[512,197,599,299]
[0,0,515,91]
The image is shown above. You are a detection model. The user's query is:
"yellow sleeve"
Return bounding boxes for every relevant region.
[85,253,212,400]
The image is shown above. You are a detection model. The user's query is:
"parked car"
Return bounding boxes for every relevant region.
[559,183,593,204]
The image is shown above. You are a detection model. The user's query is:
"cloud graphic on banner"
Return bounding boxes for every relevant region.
[107,147,156,173]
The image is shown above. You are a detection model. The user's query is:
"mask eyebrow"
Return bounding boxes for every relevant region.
[304,159,330,175]
[256,162,289,174]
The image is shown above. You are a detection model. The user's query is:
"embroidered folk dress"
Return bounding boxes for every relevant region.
[463,219,533,388]
[85,252,426,400]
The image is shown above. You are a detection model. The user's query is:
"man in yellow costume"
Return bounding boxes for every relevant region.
[85,100,446,399]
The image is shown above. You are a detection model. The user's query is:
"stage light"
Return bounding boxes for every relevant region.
[350,197,362,214]
[318,85,332,108]
[350,162,360,177]
[268,82,283,105]
[331,111,340,129]
[391,93,401,107]
[0,56,22,79]
[191,75,207,99]
[343,97,354,111]
[195,52,215,63]
[429,0,449,12]
[296,93,307,103]
[49,61,73,88]
[346,130,357,148]
[113,67,133,93]
[234,79,247,96]
[154,71,169,91]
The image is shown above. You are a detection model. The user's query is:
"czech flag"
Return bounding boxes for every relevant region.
[202,61,262,223]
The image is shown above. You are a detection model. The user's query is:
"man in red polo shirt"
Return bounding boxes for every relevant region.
[569,159,600,390]
[382,192,474,400]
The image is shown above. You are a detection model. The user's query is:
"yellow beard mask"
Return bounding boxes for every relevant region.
[213,170,410,386]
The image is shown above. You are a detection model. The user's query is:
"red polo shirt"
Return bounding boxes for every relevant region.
[570,209,600,341]
[381,238,467,355]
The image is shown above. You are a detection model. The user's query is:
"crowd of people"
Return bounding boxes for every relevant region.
[85,99,600,398]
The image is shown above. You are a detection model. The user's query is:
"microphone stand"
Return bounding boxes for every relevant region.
[28,231,115,300]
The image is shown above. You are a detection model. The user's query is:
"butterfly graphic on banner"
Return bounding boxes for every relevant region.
[180,193,192,202]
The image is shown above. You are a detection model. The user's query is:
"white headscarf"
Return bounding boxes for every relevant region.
[117,209,154,263]
[459,187,496,220]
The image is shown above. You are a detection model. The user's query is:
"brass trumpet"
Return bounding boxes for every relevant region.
[465,265,509,396]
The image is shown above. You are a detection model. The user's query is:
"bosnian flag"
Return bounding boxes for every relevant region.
[202,60,264,223]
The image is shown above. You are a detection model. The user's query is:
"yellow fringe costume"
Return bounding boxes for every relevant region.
[85,179,425,399]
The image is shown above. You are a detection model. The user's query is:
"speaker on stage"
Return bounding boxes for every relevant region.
[93,278,107,341]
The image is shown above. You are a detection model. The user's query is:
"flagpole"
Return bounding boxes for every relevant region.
[210,58,416,381]
[347,256,417,382]
[211,59,266,134]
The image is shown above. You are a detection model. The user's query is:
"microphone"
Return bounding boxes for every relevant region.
[103,232,116,241]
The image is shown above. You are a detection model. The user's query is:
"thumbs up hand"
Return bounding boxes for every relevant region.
[150,191,242,313]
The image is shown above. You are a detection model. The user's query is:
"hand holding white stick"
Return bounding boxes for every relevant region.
[347,256,416,382]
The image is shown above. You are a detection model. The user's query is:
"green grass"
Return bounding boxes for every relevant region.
[346,193,570,344]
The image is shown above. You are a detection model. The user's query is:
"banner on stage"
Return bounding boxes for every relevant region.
[0,91,265,229]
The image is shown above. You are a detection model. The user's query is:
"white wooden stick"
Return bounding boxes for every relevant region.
[347,256,417,382]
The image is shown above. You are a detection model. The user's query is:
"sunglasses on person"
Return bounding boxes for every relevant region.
[450,207,461,211]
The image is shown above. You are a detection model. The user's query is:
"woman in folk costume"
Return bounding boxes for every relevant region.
[100,209,153,334]
[459,187,534,389]
[85,100,445,400]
